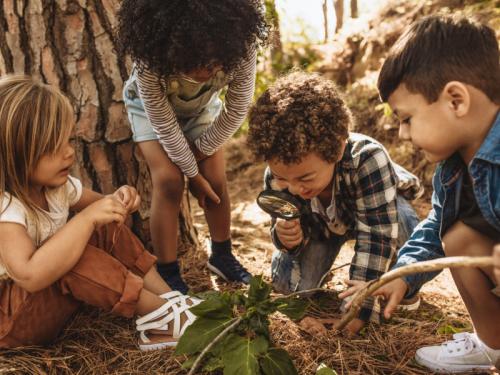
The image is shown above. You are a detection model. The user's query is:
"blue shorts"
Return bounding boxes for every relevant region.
[122,78,222,143]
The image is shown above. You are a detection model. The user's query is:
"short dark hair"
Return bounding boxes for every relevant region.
[116,0,269,78]
[377,15,500,103]
[247,71,351,164]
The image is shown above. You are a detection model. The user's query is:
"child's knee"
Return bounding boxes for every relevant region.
[151,170,184,201]
[442,221,494,257]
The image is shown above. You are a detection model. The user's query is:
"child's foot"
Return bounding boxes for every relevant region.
[157,261,189,294]
[136,292,201,351]
[398,294,420,311]
[207,251,251,283]
[415,332,499,373]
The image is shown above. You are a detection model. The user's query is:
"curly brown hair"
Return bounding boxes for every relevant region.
[116,0,269,78]
[247,71,352,164]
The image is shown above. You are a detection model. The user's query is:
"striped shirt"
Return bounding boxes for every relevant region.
[135,48,257,178]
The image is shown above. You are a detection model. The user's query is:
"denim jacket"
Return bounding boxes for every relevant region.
[394,111,500,297]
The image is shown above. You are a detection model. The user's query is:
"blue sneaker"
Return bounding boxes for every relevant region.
[207,251,251,283]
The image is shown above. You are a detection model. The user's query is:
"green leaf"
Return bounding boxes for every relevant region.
[247,275,272,306]
[222,335,268,375]
[248,313,271,338]
[316,363,338,375]
[181,356,196,370]
[203,355,224,372]
[189,297,233,319]
[437,324,464,335]
[255,300,279,315]
[275,298,309,320]
[260,348,298,375]
[175,317,234,355]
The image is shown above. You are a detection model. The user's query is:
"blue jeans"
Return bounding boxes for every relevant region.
[271,196,420,293]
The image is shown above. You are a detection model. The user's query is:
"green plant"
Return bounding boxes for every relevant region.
[175,276,309,375]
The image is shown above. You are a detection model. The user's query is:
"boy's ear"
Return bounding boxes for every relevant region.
[441,81,470,118]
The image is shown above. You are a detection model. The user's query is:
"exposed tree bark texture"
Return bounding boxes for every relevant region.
[350,0,358,18]
[0,0,198,248]
[322,0,329,43]
[334,0,344,33]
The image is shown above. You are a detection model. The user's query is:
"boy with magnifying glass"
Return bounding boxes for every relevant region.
[247,71,423,334]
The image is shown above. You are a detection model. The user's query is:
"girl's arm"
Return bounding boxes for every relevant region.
[0,196,128,293]
[71,187,103,211]
[72,186,141,214]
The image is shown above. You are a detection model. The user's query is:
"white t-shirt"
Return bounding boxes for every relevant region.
[0,176,83,278]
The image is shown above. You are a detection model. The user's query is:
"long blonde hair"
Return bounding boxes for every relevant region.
[0,75,75,240]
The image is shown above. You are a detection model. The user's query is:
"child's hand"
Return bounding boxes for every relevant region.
[189,173,221,209]
[372,278,408,319]
[339,279,368,309]
[113,185,141,213]
[79,195,128,228]
[275,218,303,250]
[494,244,500,285]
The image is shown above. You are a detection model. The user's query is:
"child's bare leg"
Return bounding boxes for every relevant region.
[142,267,171,295]
[199,148,251,282]
[199,148,230,241]
[137,141,189,293]
[442,221,500,348]
[138,141,184,264]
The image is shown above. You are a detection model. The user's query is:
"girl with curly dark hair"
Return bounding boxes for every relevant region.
[117,0,269,293]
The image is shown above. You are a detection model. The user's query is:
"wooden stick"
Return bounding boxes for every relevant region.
[333,256,493,331]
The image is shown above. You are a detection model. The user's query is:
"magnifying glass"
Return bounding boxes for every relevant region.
[256,190,305,220]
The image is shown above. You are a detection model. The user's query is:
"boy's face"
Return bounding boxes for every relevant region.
[388,84,465,163]
[268,153,335,200]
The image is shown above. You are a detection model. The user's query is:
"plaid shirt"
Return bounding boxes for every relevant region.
[265,133,423,323]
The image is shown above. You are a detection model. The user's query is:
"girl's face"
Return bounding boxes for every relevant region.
[30,133,75,190]
[182,64,223,83]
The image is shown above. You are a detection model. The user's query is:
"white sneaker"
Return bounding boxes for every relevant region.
[415,332,497,373]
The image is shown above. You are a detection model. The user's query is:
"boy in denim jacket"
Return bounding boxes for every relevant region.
[375,15,500,373]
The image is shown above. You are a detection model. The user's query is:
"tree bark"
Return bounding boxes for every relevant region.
[0,0,198,248]
[350,0,358,19]
[333,0,344,34]
[322,0,329,43]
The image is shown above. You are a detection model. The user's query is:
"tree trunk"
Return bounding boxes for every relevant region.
[322,0,329,43]
[0,0,198,248]
[350,0,358,18]
[333,0,344,34]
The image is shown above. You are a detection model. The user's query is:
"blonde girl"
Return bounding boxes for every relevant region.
[0,75,199,350]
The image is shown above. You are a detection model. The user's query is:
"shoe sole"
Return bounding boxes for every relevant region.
[398,297,421,311]
[207,262,230,282]
[415,352,493,373]
[138,341,178,351]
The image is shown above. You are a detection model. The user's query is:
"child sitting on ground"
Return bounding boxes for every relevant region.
[247,71,423,334]
[116,0,269,292]
[0,75,199,350]
[373,15,500,373]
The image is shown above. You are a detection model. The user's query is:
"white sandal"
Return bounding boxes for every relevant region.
[136,292,202,351]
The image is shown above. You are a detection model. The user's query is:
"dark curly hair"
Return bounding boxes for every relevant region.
[247,71,352,164]
[116,0,269,78]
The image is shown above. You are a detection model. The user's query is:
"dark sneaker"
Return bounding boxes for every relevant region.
[207,252,252,283]
[158,267,189,295]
